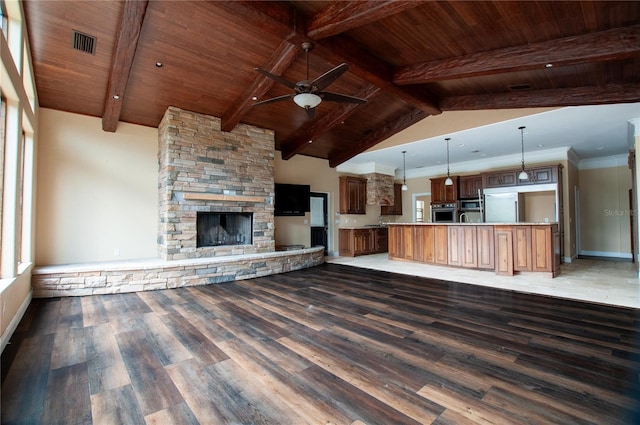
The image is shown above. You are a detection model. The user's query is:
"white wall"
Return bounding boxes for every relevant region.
[36,109,158,265]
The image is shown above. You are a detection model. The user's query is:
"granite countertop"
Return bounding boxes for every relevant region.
[339,225,389,229]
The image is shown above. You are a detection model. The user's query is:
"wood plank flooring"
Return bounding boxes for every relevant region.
[2,263,639,424]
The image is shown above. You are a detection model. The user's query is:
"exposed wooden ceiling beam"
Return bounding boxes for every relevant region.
[439,83,640,110]
[280,85,382,160]
[313,36,441,115]
[221,41,300,132]
[307,1,423,39]
[101,0,149,132]
[394,25,640,85]
[329,108,429,168]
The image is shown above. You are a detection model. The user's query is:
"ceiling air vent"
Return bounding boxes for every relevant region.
[71,30,96,55]
[509,83,532,91]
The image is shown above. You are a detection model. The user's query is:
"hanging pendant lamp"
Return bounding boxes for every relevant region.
[401,150,408,191]
[444,138,453,186]
[518,126,529,180]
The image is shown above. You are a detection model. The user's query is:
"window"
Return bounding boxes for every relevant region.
[0,5,7,40]
[416,200,425,222]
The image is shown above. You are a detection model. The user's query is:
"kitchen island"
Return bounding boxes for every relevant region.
[388,223,561,277]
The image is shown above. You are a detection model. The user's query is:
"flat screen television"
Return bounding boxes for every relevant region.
[274,183,310,216]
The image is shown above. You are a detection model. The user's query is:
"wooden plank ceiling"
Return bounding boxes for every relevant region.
[23,1,640,167]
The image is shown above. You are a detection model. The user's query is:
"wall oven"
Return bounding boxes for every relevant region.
[431,203,458,223]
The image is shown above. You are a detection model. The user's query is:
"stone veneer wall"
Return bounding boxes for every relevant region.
[32,247,325,297]
[158,106,275,261]
[364,172,394,206]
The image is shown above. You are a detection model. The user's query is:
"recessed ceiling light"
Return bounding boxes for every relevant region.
[458,143,465,147]
[112,95,120,100]
[545,63,553,68]
[308,140,312,144]
[537,144,544,148]
[470,149,480,153]
[155,62,163,68]
[251,96,258,101]
[595,146,605,151]
[480,153,487,157]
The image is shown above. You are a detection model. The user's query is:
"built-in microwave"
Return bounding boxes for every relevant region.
[459,200,481,211]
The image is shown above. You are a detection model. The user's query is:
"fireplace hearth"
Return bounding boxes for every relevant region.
[197,212,253,247]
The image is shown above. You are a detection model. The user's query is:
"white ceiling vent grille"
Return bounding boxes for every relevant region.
[72,30,96,54]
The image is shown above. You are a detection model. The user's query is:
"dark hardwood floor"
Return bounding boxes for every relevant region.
[2,263,639,424]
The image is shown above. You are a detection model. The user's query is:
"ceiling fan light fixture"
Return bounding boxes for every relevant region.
[293,93,322,109]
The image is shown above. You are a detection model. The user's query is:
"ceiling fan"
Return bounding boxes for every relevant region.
[253,42,367,119]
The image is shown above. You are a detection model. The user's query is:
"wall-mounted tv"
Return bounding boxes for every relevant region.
[274,183,310,216]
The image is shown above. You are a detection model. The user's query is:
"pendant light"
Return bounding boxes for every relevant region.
[401,150,408,191]
[518,126,529,180]
[444,137,453,186]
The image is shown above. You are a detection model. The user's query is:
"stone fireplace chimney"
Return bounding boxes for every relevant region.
[157,107,275,261]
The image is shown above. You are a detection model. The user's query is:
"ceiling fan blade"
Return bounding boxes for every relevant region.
[254,68,297,90]
[252,94,294,106]
[319,91,367,104]
[311,63,349,91]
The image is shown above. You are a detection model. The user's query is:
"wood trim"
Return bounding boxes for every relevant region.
[183,193,266,203]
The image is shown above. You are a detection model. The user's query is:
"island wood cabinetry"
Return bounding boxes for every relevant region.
[339,176,367,215]
[389,223,558,277]
[339,227,388,257]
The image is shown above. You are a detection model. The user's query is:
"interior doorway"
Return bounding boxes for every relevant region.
[310,192,328,255]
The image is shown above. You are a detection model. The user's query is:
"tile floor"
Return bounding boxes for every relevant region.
[325,254,640,308]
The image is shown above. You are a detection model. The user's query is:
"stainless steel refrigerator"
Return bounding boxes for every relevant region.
[484,192,525,223]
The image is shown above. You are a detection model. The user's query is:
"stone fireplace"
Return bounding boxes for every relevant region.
[31,107,324,298]
[158,106,275,261]
[197,212,253,247]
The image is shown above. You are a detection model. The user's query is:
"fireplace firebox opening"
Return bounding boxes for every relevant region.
[197,212,253,247]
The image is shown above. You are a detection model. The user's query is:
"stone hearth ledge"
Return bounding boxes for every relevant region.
[31,246,324,298]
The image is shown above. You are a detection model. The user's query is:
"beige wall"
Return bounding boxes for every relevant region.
[523,191,555,223]
[579,165,632,257]
[36,109,158,265]
[273,155,340,251]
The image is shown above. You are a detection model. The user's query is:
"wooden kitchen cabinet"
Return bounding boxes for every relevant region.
[482,170,518,188]
[458,174,483,199]
[447,226,463,266]
[339,176,367,214]
[388,225,404,258]
[476,225,495,269]
[339,227,388,257]
[531,225,554,272]
[434,225,449,264]
[381,183,403,215]
[430,176,458,203]
[494,226,514,275]
[414,225,435,263]
[517,166,558,185]
[388,223,557,277]
[513,226,533,271]
[448,225,479,268]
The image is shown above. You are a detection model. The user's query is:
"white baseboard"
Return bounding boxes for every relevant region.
[579,250,633,259]
[1,290,32,354]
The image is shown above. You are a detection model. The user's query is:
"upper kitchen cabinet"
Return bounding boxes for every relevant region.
[516,166,559,185]
[431,176,458,203]
[381,183,403,215]
[458,175,483,199]
[339,176,367,214]
[482,170,518,188]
